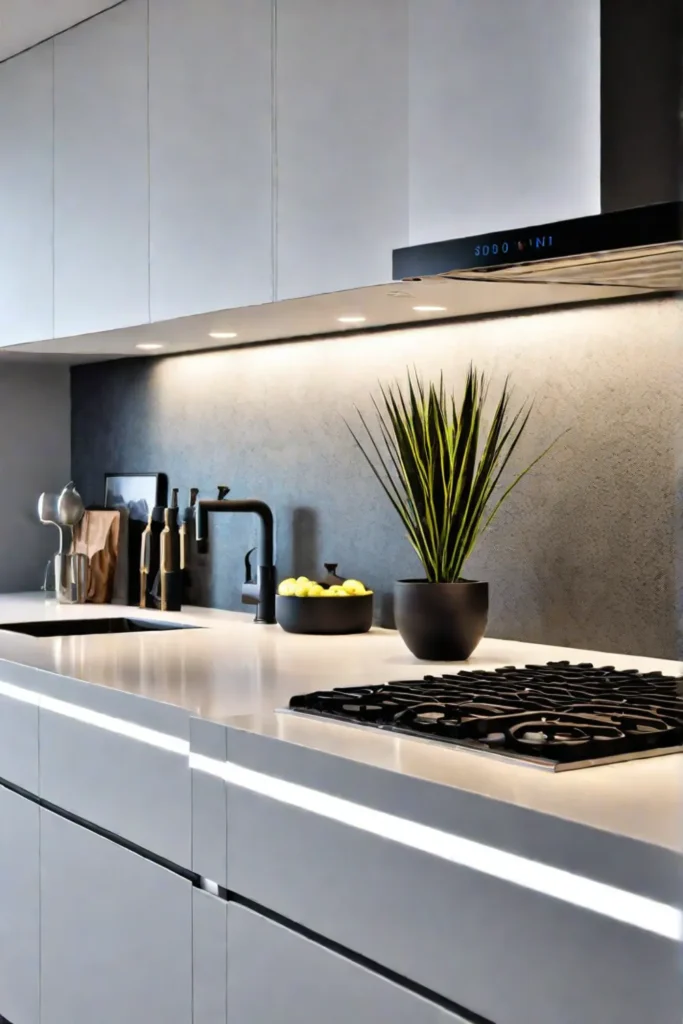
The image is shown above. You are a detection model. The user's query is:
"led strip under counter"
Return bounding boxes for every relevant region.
[189,753,682,941]
[0,676,678,940]
[0,679,190,755]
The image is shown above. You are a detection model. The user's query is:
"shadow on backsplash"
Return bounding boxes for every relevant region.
[70,297,683,657]
[291,506,319,579]
[180,501,398,628]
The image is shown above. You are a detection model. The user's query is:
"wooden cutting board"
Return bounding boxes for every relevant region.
[72,510,121,603]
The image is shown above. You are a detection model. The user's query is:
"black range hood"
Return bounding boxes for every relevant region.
[394,0,682,301]
[393,202,682,293]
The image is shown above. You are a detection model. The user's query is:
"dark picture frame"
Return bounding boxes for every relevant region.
[103,473,168,523]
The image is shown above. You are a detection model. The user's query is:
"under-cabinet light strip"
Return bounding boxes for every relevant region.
[189,753,682,941]
[0,679,189,755]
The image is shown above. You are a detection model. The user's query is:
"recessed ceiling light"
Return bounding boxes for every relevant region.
[136,343,164,351]
[337,316,367,324]
[209,331,238,339]
[412,305,447,313]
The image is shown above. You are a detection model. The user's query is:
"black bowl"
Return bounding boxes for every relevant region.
[276,593,373,635]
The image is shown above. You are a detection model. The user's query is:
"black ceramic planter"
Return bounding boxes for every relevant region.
[394,579,489,661]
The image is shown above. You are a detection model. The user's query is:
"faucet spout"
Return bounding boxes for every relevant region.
[196,493,276,623]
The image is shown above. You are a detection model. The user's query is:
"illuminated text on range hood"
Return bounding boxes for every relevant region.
[393,202,682,295]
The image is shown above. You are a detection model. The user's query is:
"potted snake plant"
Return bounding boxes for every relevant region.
[348,367,560,661]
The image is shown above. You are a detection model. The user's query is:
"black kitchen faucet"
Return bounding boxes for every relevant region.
[196,486,276,624]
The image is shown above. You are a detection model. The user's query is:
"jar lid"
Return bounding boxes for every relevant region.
[319,563,346,587]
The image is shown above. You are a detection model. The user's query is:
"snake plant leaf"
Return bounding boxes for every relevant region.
[348,367,562,583]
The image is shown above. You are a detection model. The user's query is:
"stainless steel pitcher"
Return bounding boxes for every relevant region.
[43,553,89,604]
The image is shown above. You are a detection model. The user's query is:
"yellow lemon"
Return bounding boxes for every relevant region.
[342,579,366,595]
[278,581,297,597]
[308,584,324,597]
[295,576,309,586]
[294,582,311,597]
[329,586,349,597]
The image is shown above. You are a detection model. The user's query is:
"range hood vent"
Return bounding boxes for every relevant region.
[393,202,682,295]
[455,246,682,291]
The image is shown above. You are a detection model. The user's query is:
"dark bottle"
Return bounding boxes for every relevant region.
[139,505,165,609]
[179,487,199,599]
[160,489,182,612]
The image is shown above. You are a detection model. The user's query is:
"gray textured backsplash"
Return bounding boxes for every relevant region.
[71,296,682,658]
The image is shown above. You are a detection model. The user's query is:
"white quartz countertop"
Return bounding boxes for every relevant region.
[0,593,680,851]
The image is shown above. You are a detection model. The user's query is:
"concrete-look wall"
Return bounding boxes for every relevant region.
[71,297,682,659]
[0,362,71,591]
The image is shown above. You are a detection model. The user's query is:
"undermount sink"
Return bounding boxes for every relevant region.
[0,618,200,638]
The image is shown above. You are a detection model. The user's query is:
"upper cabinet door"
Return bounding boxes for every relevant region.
[54,0,149,337]
[149,0,273,321]
[0,42,53,347]
[276,0,409,300]
[408,0,601,245]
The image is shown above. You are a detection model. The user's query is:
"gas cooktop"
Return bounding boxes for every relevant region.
[288,661,683,771]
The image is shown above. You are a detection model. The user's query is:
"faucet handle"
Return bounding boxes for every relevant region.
[217,485,230,500]
[244,547,256,584]
[242,548,260,608]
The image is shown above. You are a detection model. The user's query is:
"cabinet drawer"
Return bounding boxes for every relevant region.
[193,889,227,1024]
[0,786,39,1024]
[0,691,39,793]
[226,785,681,1024]
[40,708,191,866]
[227,902,464,1023]
[41,809,192,1024]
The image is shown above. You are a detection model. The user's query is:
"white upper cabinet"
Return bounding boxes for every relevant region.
[408,0,601,245]
[0,42,54,347]
[149,0,273,321]
[54,0,149,336]
[276,0,409,300]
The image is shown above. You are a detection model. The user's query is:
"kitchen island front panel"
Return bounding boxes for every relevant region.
[191,717,228,882]
[39,704,191,866]
[223,775,680,1024]
[219,722,679,904]
[0,689,39,793]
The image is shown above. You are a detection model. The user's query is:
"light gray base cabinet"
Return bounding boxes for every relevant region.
[0,786,40,1024]
[226,902,468,1024]
[193,889,228,1024]
[40,810,192,1024]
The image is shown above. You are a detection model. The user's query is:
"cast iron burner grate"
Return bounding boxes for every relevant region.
[288,661,683,771]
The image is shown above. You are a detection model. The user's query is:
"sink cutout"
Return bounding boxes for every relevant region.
[0,618,200,638]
